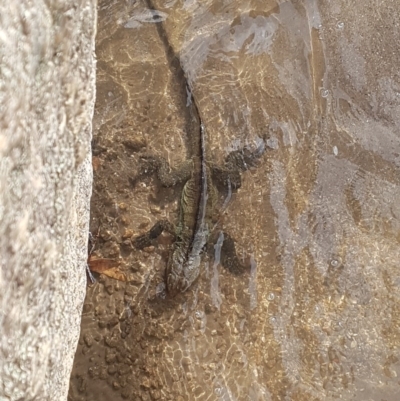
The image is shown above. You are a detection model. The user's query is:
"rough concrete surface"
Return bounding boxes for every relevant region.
[0,2,96,401]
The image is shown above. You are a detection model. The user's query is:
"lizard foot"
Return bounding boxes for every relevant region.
[130,155,192,187]
[209,231,250,275]
[132,219,176,249]
[210,140,267,191]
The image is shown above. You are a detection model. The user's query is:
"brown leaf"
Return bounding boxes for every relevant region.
[92,156,102,171]
[88,257,129,282]
[100,268,129,282]
[88,257,120,273]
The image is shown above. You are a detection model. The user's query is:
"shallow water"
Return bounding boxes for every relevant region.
[69,1,400,400]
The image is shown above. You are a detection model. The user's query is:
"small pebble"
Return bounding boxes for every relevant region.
[143,246,155,253]
[139,221,150,229]
[83,333,94,347]
[122,229,133,239]
[105,284,114,295]
[118,202,128,210]
[150,205,161,214]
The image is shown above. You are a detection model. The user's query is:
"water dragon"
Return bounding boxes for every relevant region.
[131,1,267,296]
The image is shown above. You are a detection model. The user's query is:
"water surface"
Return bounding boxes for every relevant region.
[69,1,400,400]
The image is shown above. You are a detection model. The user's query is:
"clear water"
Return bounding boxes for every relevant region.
[69,1,400,400]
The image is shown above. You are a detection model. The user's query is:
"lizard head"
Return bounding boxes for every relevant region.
[166,248,201,296]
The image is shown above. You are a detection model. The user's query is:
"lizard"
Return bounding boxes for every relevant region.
[130,0,267,296]
[131,141,266,297]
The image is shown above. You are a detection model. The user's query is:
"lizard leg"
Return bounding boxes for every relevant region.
[219,232,249,275]
[132,219,176,249]
[130,155,192,187]
[210,164,242,191]
[208,231,249,275]
[225,140,266,172]
[210,140,266,191]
